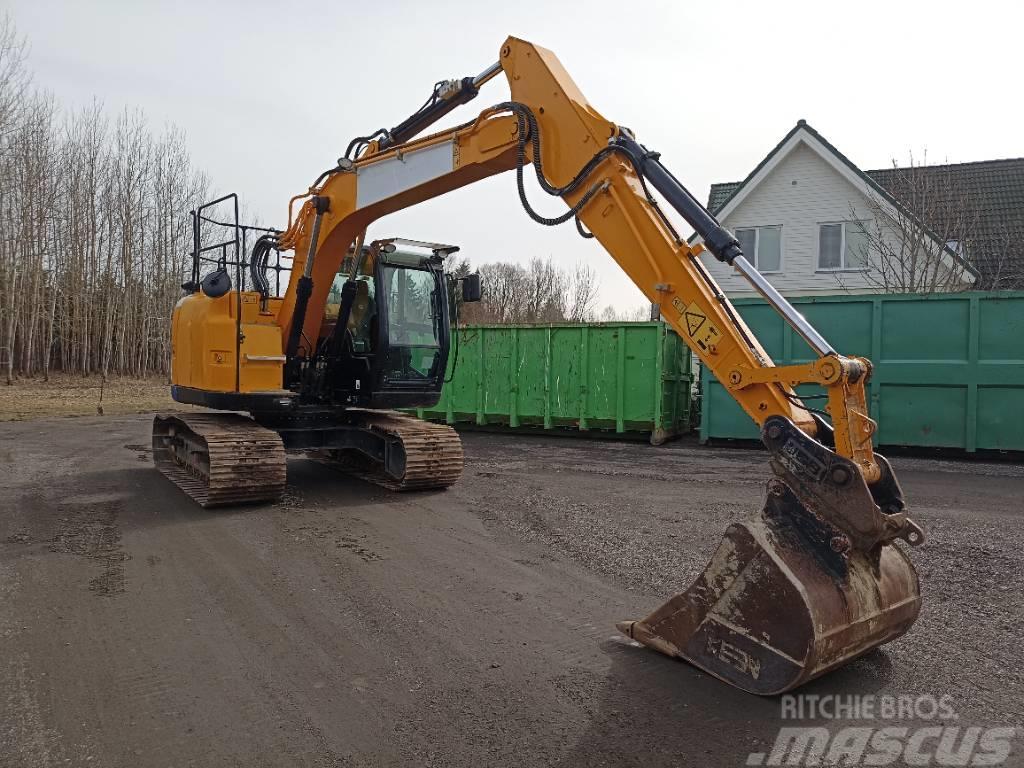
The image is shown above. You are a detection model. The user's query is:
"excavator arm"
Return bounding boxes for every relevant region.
[272,36,924,694]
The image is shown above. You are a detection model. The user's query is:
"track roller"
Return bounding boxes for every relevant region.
[152,413,286,507]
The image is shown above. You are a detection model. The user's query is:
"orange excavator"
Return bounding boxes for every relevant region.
[154,36,923,694]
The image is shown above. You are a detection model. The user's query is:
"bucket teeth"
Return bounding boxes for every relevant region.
[618,417,923,695]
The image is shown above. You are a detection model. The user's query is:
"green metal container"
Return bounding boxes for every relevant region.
[413,321,693,442]
[700,291,1024,452]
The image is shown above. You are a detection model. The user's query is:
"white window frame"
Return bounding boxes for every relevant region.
[734,225,783,274]
[817,220,870,272]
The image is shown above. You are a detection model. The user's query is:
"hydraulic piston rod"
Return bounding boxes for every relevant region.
[615,134,835,357]
[731,256,835,356]
[472,61,503,88]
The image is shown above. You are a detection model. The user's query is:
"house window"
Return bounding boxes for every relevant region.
[734,226,781,272]
[818,222,869,270]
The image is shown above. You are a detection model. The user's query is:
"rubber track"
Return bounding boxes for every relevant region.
[152,413,286,507]
[325,411,463,491]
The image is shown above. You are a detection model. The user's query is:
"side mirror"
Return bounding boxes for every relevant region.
[461,273,482,303]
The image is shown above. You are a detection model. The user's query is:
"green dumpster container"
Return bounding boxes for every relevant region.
[700,291,1024,452]
[413,321,693,443]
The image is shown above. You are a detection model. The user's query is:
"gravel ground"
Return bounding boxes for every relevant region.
[465,436,1024,727]
[0,415,1021,767]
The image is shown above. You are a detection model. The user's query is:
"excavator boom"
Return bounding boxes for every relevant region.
[276,40,883,483]
[183,36,924,694]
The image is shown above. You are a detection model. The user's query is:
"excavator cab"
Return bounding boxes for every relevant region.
[319,238,471,409]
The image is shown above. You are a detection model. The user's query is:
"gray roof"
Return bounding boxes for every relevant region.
[866,160,1024,289]
[705,121,1024,289]
[708,181,742,213]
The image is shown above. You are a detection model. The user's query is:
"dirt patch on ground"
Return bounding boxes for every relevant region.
[49,496,131,595]
[0,374,180,420]
[0,416,1021,767]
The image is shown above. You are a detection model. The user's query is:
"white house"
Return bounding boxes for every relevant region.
[691,120,980,296]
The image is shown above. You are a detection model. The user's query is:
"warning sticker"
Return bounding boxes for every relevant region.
[673,299,722,353]
[683,307,706,336]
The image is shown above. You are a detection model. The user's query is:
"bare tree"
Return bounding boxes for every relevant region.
[849,152,1017,293]
[523,257,566,322]
[0,13,29,383]
[475,261,528,323]
[0,13,29,152]
[470,258,586,324]
[566,263,599,322]
[467,258,658,326]
[978,217,1024,290]
[0,16,211,382]
[447,257,482,325]
[597,303,653,322]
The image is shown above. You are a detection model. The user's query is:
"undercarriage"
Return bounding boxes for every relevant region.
[152,408,463,507]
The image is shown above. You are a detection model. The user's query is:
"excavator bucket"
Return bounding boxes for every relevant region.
[618,417,923,695]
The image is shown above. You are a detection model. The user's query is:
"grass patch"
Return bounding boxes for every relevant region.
[0,374,182,421]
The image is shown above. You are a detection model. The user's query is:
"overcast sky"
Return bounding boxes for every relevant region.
[8,0,1021,312]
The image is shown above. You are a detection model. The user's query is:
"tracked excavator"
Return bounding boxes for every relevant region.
[154,36,924,695]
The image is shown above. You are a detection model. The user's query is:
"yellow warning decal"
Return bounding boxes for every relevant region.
[672,298,722,353]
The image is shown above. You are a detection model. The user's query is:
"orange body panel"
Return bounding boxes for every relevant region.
[171,292,285,393]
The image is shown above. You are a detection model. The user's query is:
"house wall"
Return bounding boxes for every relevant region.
[698,141,971,297]
[700,143,877,295]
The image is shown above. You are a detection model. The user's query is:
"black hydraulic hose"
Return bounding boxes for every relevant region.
[492,101,616,227]
[249,234,278,303]
[343,76,481,161]
[490,102,761,359]
[286,277,314,362]
[284,197,329,369]
[190,210,201,288]
[613,134,743,266]
[379,78,480,152]
[494,102,682,242]
[575,216,595,239]
[344,129,390,162]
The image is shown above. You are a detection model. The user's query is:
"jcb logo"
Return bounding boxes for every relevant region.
[706,636,761,680]
[779,438,827,484]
